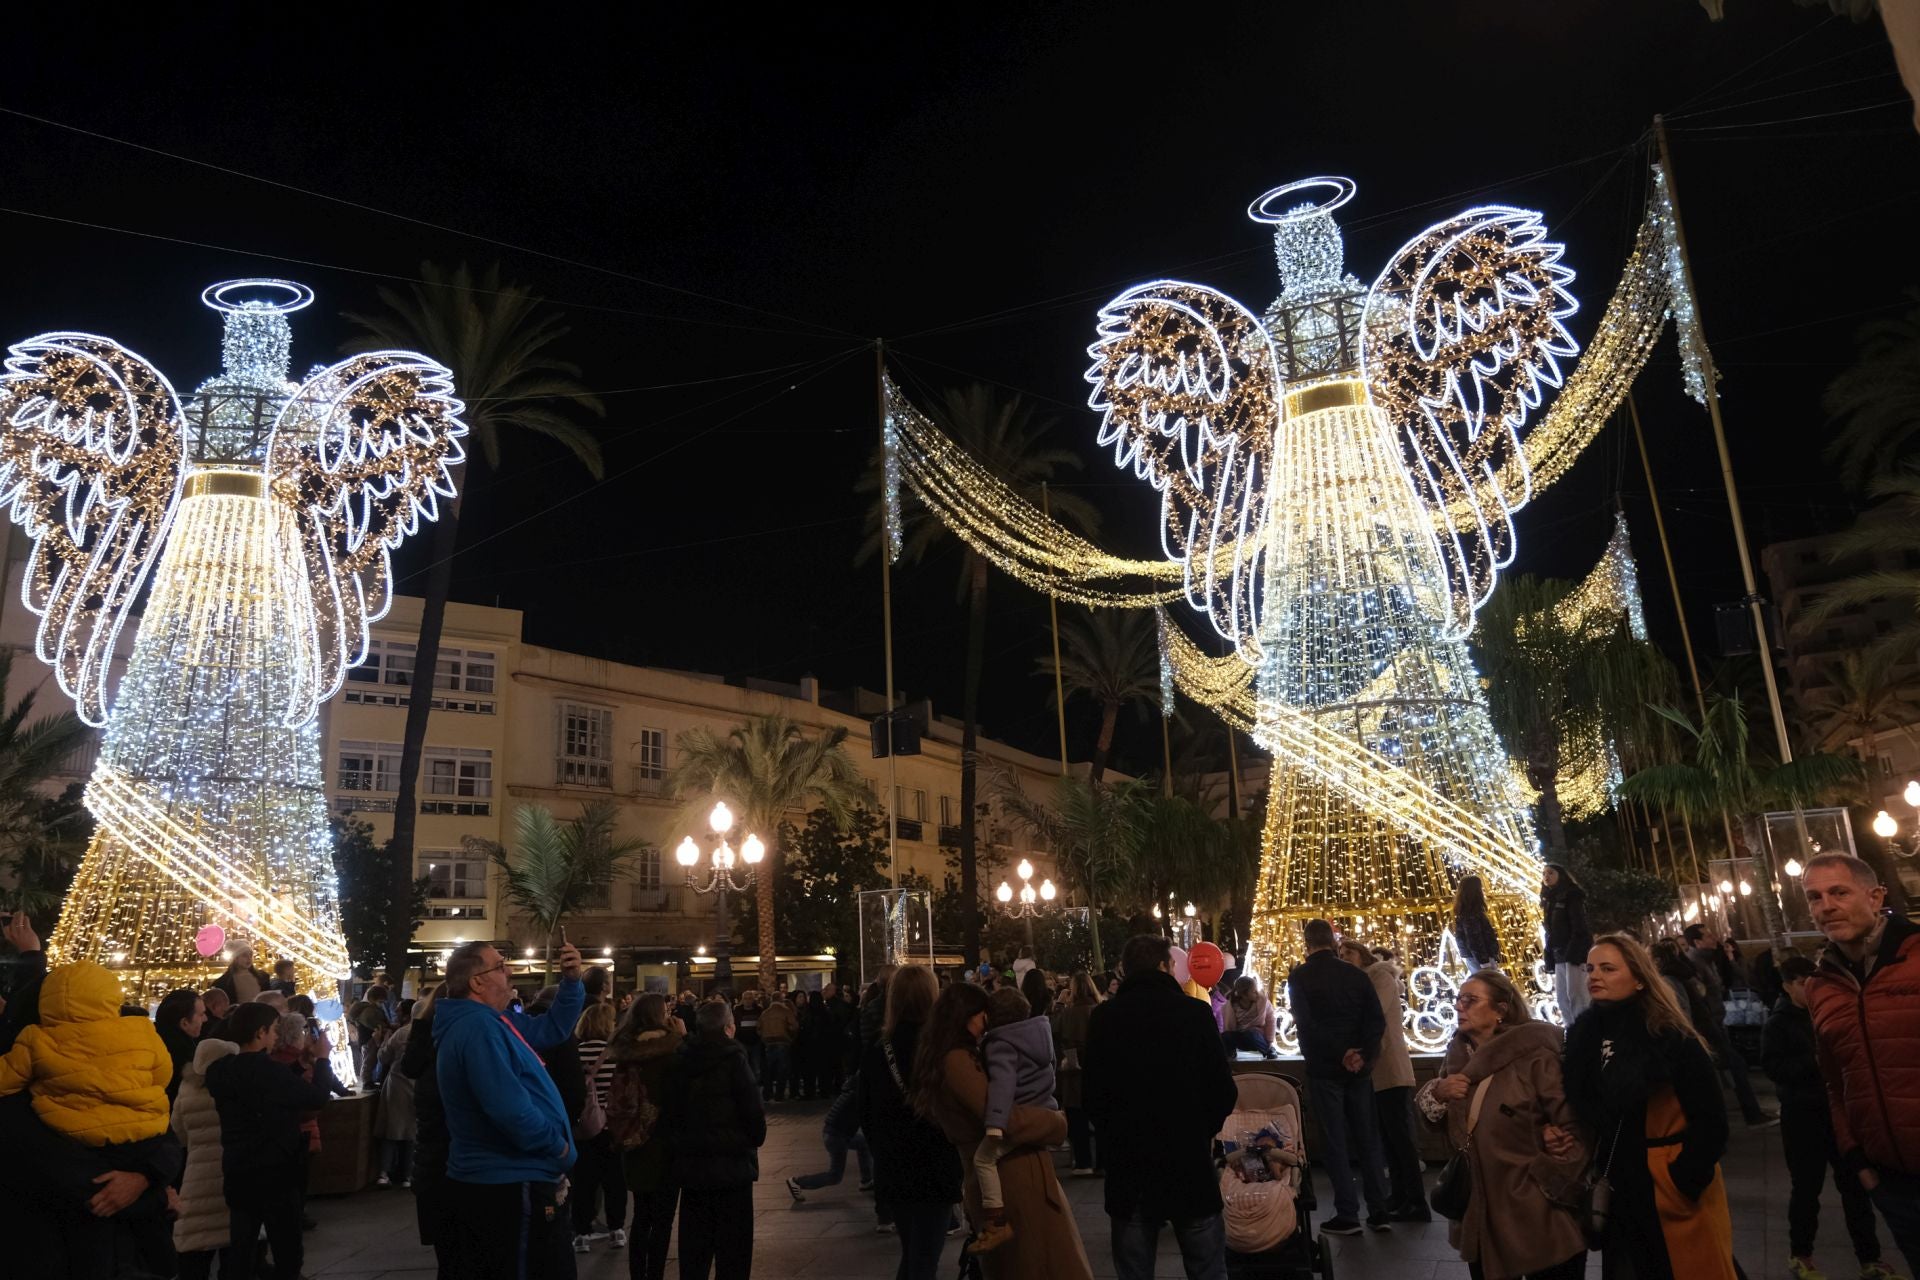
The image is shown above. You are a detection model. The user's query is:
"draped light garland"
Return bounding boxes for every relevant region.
[1650,163,1715,406]
[1550,513,1650,821]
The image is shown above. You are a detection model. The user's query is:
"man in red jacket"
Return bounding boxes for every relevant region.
[1802,852,1920,1271]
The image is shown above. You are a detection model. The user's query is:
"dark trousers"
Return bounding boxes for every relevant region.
[1469,1253,1585,1280]
[570,1131,628,1235]
[1374,1085,1427,1211]
[679,1184,753,1280]
[441,1177,576,1280]
[1781,1104,1881,1261]
[626,1186,679,1280]
[1109,1207,1228,1280]
[224,1181,304,1280]
[1220,1029,1279,1059]
[1704,1024,1765,1122]
[1066,1104,1100,1170]
[1308,1073,1390,1221]
[893,1199,952,1280]
[762,1043,791,1100]
[1869,1171,1920,1276]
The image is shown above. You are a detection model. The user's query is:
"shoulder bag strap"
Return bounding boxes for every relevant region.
[882,1038,909,1093]
[1463,1075,1495,1142]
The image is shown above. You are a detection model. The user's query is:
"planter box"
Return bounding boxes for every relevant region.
[310,1091,378,1196]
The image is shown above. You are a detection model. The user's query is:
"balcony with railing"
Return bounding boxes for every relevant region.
[629,768,673,799]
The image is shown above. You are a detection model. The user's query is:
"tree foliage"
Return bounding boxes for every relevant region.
[479,803,644,981]
[329,816,428,976]
[734,806,890,981]
[0,647,98,917]
[1824,289,1920,490]
[1041,608,1160,783]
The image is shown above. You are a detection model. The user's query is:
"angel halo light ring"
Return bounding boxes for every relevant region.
[0,278,468,1004]
[1247,176,1356,224]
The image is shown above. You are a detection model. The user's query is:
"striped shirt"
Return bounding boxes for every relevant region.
[578,1038,617,1108]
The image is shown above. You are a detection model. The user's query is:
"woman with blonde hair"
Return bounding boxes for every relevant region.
[1562,933,1735,1280]
[569,999,625,1253]
[1418,969,1587,1279]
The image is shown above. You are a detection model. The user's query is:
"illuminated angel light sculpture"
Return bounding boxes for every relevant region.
[0,279,466,998]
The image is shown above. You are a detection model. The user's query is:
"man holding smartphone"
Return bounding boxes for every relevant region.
[434,936,587,1279]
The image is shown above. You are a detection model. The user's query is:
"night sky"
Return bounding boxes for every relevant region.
[4,3,1916,776]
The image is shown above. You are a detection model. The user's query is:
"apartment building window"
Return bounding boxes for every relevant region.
[420,851,486,901]
[423,748,493,815]
[894,786,927,822]
[337,741,402,792]
[939,795,956,826]
[633,846,662,891]
[557,703,614,788]
[635,727,667,780]
[347,639,413,686]
[434,648,498,694]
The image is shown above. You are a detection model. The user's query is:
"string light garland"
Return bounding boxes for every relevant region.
[1650,163,1714,406]
[1543,512,1650,821]
[1,279,468,1009]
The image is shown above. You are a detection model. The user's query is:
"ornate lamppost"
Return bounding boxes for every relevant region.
[995,858,1056,947]
[1869,781,1920,861]
[675,801,763,988]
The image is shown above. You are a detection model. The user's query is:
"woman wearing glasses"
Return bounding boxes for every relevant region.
[1417,970,1589,1280]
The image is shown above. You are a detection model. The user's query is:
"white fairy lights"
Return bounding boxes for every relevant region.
[1650,164,1714,406]
[0,280,468,1001]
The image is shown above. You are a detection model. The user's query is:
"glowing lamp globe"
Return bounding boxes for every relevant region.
[1020,883,1037,905]
[996,881,1014,904]
[1906,780,1920,809]
[675,836,700,868]
[741,833,766,865]
[1017,859,1034,882]
[709,801,735,835]
[1183,902,1197,918]
[1874,810,1899,840]
[713,841,735,871]
[1783,858,1803,878]
[1040,879,1056,902]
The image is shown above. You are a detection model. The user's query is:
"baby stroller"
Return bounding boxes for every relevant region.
[1217,1065,1333,1280]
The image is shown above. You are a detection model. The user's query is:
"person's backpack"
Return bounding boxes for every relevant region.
[605,1059,659,1150]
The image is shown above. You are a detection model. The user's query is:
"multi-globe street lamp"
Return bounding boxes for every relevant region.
[996,858,1056,947]
[675,800,763,987]
[1870,780,1920,859]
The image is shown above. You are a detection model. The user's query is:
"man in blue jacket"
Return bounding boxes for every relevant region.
[435,938,586,1280]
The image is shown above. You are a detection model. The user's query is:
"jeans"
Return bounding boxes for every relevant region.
[570,1130,628,1235]
[224,1180,305,1280]
[626,1185,679,1280]
[1220,1029,1279,1059]
[1781,1105,1880,1261]
[1869,1171,1920,1277]
[1066,1104,1100,1170]
[679,1184,753,1280]
[441,1177,576,1280]
[1109,1207,1228,1280]
[893,1199,952,1280]
[1553,963,1590,1025]
[794,1085,873,1188]
[1308,1073,1391,1221]
[740,1034,764,1085]
[763,1042,792,1100]
[1374,1085,1427,1211]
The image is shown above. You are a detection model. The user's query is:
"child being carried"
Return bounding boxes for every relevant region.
[968,987,1058,1255]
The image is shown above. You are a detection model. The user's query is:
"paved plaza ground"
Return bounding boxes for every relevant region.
[305,1086,1912,1280]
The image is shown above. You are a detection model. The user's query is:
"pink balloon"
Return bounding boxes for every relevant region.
[194,924,226,958]
[1169,945,1191,987]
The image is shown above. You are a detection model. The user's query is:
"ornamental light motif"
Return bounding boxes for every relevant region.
[1,280,468,999]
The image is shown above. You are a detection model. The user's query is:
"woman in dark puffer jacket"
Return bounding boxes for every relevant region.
[858,965,960,1280]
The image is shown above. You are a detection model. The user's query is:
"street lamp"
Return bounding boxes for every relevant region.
[996,858,1056,950]
[677,800,764,987]
[1872,779,1920,859]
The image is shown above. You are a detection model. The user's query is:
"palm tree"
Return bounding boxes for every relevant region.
[477,802,644,981]
[669,713,869,990]
[1824,289,1920,489]
[1791,469,1920,667]
[1800,648,1919,913]
[856,384,1098,967]
[1472,574,1676,860]
[344,263,606,972]
[1128,792,1251,924]
[0,647,96,915]
[993,771,1148,973]
[1042,608,1160,784]
[1618,693,1861,947]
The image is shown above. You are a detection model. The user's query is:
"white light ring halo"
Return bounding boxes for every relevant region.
[1248,177,1357,226]
[200,279,315,316]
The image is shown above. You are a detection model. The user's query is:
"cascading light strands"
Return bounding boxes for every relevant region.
[0,280,468,1002]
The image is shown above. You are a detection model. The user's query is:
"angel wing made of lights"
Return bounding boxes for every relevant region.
[1085,281,1283,657]
[0,335,188,725]
[1361,207,1578,637]
[267,350,468,726]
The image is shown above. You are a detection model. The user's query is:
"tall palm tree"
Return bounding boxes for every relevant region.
[1128,791,1250,923]
[1792,469,1920,667]
[0,647,96,914]
[669,713,869,990]
[1824,290,1920,489]
[477,802,644,982]
[1618,693,1861,947]
[344,263,606,971]
[1801,648,1919,912]
[856,384,1098,967]
[993,771,1147,972]
[1472,574,1676,860]
[1042,608,1160,784]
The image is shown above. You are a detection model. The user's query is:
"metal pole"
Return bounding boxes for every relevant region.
[1043,485,1070,778]
[714,884,732,989]
[877,340,899,889]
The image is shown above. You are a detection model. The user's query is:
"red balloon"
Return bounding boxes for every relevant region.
[1188,941,1226,989]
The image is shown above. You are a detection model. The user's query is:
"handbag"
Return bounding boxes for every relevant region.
[1580,1117,1626,1248]
[1430,1076,1493,1221]
[575,1044,609,1141]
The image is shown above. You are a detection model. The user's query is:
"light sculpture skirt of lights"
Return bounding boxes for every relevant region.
[882,171,1706,1051]
[0,280,467,1004]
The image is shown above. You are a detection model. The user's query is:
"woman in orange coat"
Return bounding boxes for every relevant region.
[913,983,1092,1280]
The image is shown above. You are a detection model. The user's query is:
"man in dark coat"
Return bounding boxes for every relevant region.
[1287,918,1390,1234]
[665,1000,766,1280]
[1084,933,1237,1280]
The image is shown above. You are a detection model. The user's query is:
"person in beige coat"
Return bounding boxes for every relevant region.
[1417,970,1589,1280]
[1341,941,1427,1221]
[171,1037,239,1278]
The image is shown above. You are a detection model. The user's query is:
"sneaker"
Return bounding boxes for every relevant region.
[610,1229,627,1249]
[1859,1264,1906,1280]
[373,1174,390,1188]
[571,1236,590,1255]
[400,1178,412,1189]
[1321,1217,1364,1236]
[1388,1203,1432,1223]
[876,1221,896,1234]
[1788,1260,1827,1280]
[857,1179,875,1192]
[1070,1167,1095,1177]
[1747,1113,1781,1129]
[786,1177,806,1203]
[947,1214,964,1237]
[1366,1212,1394,1232]
[967,1220,1015,1254]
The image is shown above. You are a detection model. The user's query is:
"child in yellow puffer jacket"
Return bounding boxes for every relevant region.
[0,959,173,1144]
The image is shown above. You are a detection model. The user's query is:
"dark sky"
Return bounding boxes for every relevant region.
[4,3,1916,775]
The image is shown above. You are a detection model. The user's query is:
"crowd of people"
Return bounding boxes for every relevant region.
[0,848,1915,1280]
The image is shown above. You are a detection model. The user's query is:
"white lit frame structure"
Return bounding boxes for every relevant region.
[0,280,467,999]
